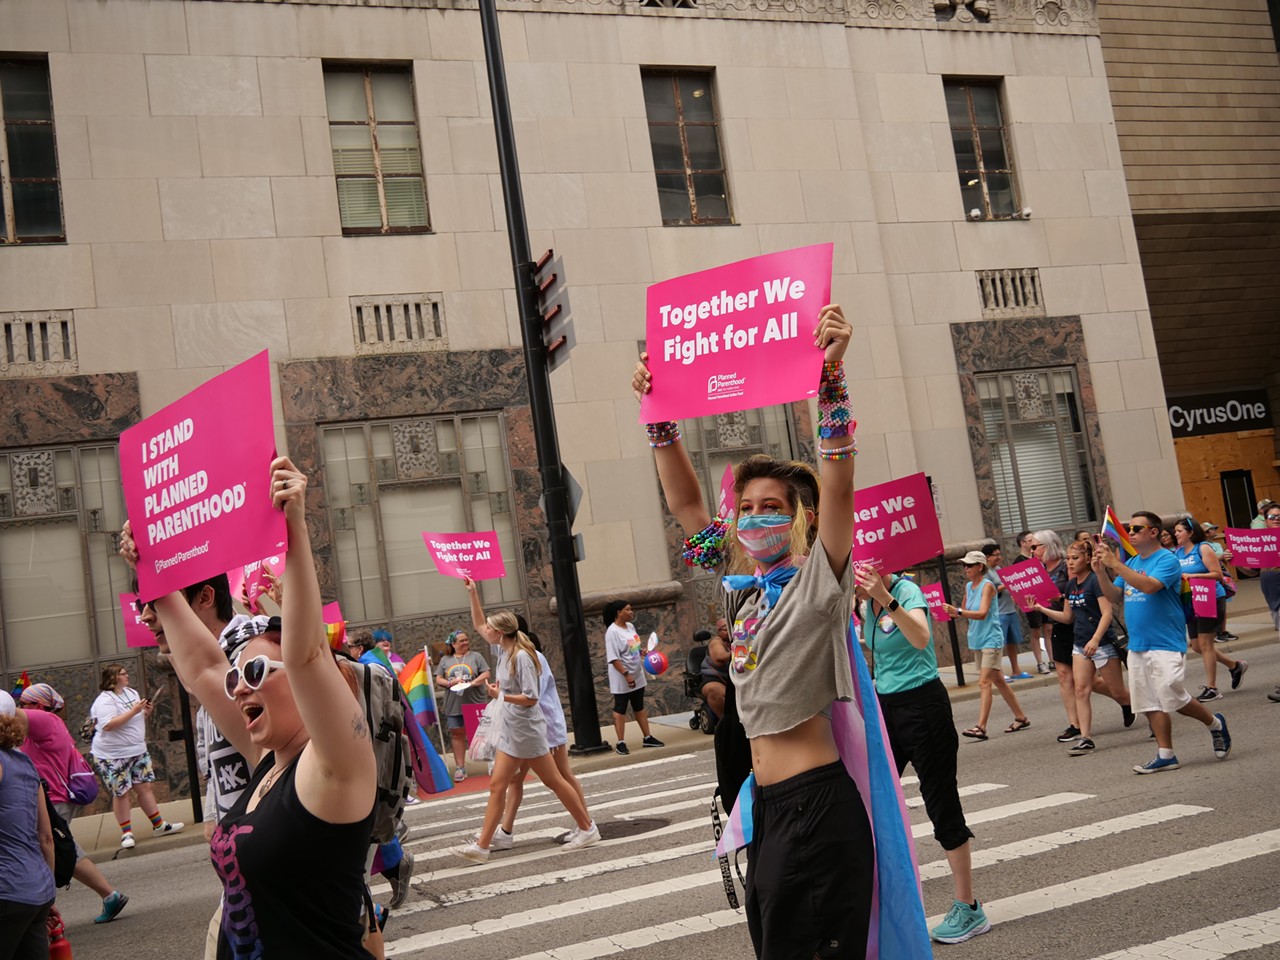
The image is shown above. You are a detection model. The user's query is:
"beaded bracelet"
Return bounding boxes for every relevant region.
[818,438,858,461]
[646,421,681,448]
[818,361,852,439]
[682,516,729,570]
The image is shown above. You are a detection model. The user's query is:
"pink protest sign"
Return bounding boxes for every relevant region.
[851,473,944,573]
[322,601,343,625]
[921,583,951,622]
[1189,580,1217,618]
[422,531,506,581]
[1223,528,1280,568]
[119,593,157,648]
[996,559,1060,609]
[242,554,285,613]
[639,244,833,423]
[121,351,285,600]
[717,463,736,520]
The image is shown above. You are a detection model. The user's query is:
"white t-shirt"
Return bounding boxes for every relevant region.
[605,622,646,695]
[535,651,568,749]
[90,687,148,760]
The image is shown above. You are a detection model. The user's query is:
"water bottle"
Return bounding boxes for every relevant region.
[48,916,73,959]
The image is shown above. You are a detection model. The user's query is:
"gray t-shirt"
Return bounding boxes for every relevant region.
[435,651,491,717]
[984,568,1017,617]
[496,648,548,759]
[723,536,856,739]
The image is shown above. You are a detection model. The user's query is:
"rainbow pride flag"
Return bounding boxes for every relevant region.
[1101,505,1138,557]
[399,650,436,728]
[398,649,451,793]
[10,671,30,698]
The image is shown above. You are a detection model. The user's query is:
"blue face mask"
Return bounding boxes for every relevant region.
[735,514,793,564]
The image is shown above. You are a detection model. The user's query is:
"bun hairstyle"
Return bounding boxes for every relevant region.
[1067,538,1094,561]
[602,599,630,628]
[730,455,821,573]
[487,609,542,677]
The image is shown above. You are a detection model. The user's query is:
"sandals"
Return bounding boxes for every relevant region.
[1005,717,1032,733]
[961,725,988,740]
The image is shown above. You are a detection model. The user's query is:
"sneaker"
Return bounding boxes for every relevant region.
[153,821,185,836]
[490,827,514,851]
[1003,675,1014,683]
[641,735,665,748]
[403,795,421,806]
[388,850,414,909]
[1011,672,1033,680]
[614,741,629,756]
[1229,659,1248,690]
[120,832,135,849]
[453,841,490,864]
[563,822,600,849]
[1121,704,1136,728]
[1056,725,1081,743]
[94,891,129,924]
[1215,631,1238,643]
[1210,713,1231,759]
[1068,737,1096,756]
[1133,755,1180,774]
[454,767,468,782]
[1269,686,1280,703]
[1195,686,1223,703]
[929,899,991,944]
[1036,663,1053,675]
[563,825,581,844]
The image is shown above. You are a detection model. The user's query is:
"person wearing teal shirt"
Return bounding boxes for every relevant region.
[946,551,1030,741]
[856,567,989,946]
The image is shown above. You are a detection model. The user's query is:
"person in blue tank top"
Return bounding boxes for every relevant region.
[1171,518,1246,703]
[1093,510,1233,775]
[946,551,1029,741]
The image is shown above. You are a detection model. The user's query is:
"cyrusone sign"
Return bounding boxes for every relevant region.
[1166,390,1271,438]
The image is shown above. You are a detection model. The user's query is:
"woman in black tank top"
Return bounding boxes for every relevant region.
[122,457,378,959]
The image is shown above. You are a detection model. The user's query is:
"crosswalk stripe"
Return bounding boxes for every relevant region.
[927,829,1280,926]
[498,773,705,815]
[905,782,1005,810]
[411,826,573,864]
[918,804,1212,881]
[914,792,1092,838]
[1088,907,1280,959]
[506,908,744,960]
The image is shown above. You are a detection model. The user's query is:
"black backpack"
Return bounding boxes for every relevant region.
[42,783,78,887]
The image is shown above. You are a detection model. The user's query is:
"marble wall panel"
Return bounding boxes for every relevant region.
[0,373,140,448]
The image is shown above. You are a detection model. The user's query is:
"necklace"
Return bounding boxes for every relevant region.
[258,765,285,799]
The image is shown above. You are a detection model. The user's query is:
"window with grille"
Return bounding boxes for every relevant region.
[977,369,1098,534]
[680,406,797,517]
[0,445,132,668]
[324,65,429,235]
[944,79,1019,221]
[641,70,732,226]
[321,414,522,627]
[0,57,65,244]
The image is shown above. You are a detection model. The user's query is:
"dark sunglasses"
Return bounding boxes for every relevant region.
[1126,523,1151,534]
[133,597,155,615]
[224,654,285,699]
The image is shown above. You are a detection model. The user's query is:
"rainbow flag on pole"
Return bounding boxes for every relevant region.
[399,650,436,728]
[1100,505,1138,557]
[398,649,452,794]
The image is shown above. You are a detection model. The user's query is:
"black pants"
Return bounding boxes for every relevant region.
[879,678,973,851]
[0,898,52,960]
[745,761,873,960]
[713,680,752,805]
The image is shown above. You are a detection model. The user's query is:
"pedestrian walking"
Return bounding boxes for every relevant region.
[1092,511,1232,774]
[1171,518,1246,702]
[603,600,665,755]
[1015,531,1052,674]
[948,551,1030,740]
[433,629,490,781]
[981,543,1030,679]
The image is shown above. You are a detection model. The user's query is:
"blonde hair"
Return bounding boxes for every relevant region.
[486,610,542,677]
[727,455,820,574]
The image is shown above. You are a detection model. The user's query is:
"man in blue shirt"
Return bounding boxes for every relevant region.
[1093,510,1232,774]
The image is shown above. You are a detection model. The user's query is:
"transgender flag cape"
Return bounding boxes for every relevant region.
[716,620,932,959]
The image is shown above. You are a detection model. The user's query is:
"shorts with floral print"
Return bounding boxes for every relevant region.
[92,753,156,797]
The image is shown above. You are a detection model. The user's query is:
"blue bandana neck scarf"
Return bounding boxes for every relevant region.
[722,560,799,612]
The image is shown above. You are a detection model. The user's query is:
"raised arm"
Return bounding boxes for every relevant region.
[632,353,712,537]
[464,577,503,648]
[813,305,855,578]
[271,459,376,822]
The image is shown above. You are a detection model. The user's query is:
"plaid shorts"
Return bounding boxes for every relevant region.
[92,752,156,797]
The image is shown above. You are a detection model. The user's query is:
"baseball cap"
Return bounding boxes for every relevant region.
[959,550,988,566]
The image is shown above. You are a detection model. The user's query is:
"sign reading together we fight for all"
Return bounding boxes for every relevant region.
[120,351,286,599]
[639,243,833,423]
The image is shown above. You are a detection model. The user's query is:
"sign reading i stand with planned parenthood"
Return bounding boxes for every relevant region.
[639,244,833,423]
[120,351,286,599]
[1166,389,1271,437]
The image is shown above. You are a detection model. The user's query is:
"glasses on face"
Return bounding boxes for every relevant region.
[133,598,154,615]
[1126,524,1150,534]
[1267,514,1280,521]
[1026,542,1042,550]
[224,655,286,699]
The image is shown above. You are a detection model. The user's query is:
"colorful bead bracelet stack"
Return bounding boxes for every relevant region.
[646,421,681,448]
[817,360,857,460]
[682,516,729,570]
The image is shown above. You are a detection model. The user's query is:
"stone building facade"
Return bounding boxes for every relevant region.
[0,0,1181,797]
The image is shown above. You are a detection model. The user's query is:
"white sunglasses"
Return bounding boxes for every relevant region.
[224,655,285,699]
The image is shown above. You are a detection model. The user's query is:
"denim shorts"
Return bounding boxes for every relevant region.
[1071,643,1119,666]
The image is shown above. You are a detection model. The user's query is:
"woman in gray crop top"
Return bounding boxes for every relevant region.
[632,304,879,960]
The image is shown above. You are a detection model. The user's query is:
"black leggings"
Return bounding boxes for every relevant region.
[0,898,53,960]
[745,761,873,959]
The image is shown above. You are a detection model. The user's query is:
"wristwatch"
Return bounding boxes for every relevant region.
[886,598,900,613]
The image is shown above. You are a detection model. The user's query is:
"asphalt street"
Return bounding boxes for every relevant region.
[56,638,1280,960]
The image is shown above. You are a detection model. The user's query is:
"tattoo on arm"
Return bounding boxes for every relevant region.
[351,712,369,741]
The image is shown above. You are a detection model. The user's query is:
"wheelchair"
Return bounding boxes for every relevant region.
[683,644,718,735]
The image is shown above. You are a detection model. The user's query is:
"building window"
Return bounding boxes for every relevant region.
[0,58,65,244]
[641,70,731,226]
[323,65,429,235]
[321,414,522,626]
[0,445,131,668]
[978,368,1098,533]
[944,79,1018,220]
[680,406,797,516]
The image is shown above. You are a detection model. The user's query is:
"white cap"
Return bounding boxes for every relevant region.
[0,690,15,717]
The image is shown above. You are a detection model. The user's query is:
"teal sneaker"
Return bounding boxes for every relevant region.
[930,899,991,944]
[94,891,128,924]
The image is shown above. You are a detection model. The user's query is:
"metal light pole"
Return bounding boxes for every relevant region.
[477,0,606,753]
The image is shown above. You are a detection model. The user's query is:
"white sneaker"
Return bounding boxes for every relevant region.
[403,795,421,806]
[454,767,468,782]
[453,841,490,864]
[490,827,513,850]
[153,821,185,836]
[563,825,581,843]
[120,832,135,849]
[563,822,600,850]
